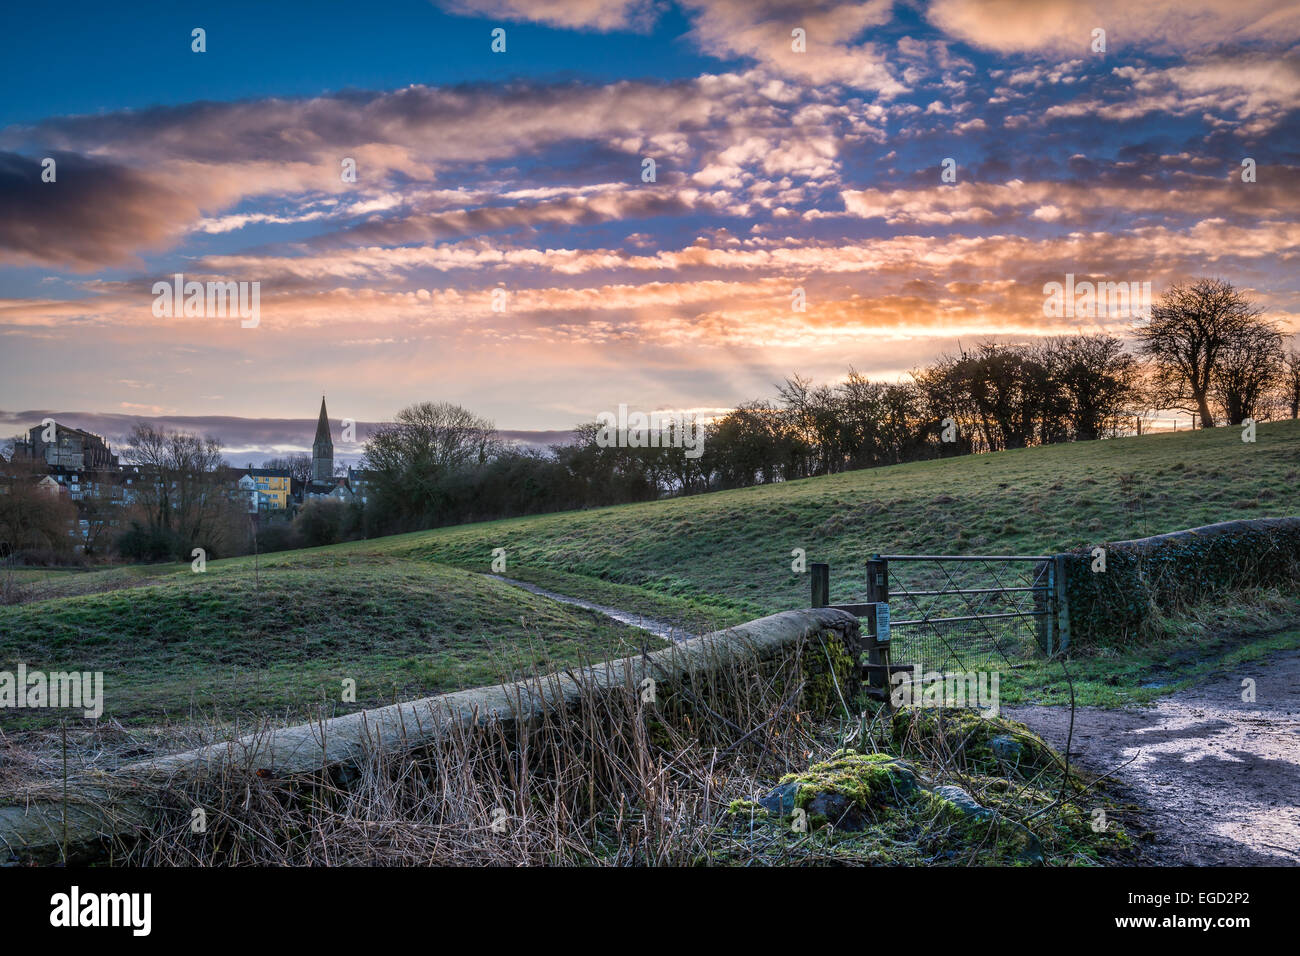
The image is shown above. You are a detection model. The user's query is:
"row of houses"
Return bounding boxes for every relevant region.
[2,398,372,552]
[237,466,372,511]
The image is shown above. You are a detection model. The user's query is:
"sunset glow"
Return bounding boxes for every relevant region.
[2,0,1297,456]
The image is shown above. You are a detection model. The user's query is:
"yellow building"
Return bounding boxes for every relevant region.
[239,468,292,510]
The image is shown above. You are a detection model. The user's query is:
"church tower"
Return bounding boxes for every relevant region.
[312,396,334,482]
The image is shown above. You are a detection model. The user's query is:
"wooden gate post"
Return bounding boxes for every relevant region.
[863,557,890,693]
[810,562,829,609]
[1053,553,1071,652]
[865,556,889,606]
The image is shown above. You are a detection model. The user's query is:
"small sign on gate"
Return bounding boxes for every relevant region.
[875,602,890,643]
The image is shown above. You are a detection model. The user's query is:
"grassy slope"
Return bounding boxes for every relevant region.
[359,418,1300,705]
[5,420,1299,727]
[374,419,1300,621]
[0,554,663,728]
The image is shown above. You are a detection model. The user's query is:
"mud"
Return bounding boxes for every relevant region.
[1006,649,1300,865]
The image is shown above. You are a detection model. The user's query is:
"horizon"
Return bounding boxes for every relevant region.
[0,403,576,467]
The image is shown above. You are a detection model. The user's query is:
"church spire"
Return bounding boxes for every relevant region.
[314,396,331,446]
[312,396,334,482]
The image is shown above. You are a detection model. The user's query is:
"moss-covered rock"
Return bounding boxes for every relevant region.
[769,751,920,831]
[716,750,1132,866]
[891,707,1065,779]
[927,784,1043,864]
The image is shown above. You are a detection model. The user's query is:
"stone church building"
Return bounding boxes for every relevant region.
[304,396,355,503]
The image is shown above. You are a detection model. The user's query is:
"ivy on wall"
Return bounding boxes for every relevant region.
[1061,518,1300,647]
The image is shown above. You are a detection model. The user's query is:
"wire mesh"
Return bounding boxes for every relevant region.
[884,556,1053,676]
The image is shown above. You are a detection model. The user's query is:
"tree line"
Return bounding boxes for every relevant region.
[355,279,1296,536]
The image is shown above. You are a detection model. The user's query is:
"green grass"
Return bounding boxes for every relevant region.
[5,419,1299,729]
[0,554,663,729]
[992,579,1300,706]
[362,419,1300,621]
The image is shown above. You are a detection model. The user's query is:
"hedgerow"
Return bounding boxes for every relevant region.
[1060,518,1300,647]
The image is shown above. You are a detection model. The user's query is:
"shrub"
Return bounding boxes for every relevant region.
[115,521,185,563]
[255,521,301,554]
[293,499,349,548]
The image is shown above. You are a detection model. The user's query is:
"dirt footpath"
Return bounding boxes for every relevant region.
[1005,649,1300,866]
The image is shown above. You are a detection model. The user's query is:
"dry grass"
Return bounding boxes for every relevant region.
[2,634,1129,867]
[0,559,28,606]
[118,648,826,865]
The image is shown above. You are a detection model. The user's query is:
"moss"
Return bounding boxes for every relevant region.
[780,751,917,815]
[1063,518,1300,647]
[797,629,861,718]
[891,707,1068,779]
[714,763,1136,867]
[726,799,769,818]
[920,790,1042,864]
[714,711,1138,866]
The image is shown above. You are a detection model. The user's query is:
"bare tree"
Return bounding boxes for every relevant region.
[1212,321,1284,424]
[362,402,500,526]
[1042,334,1141,440]
[777,375,843,476]
[122,423,231,554]
[77,484,119,557]
[915,342,1058,452]
[0,458,77,558]
[1281,346,1300,420]
[1134,278,1264,428]
[263,453,313,484]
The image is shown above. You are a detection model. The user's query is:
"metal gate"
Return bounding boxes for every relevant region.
[811,552,1068,681]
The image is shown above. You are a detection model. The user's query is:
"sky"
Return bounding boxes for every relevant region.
[1,0,1298,463]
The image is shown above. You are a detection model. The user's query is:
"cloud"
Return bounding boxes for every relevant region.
[12,217,1299,342]
[0,74,849,267]
[438,0,661,31]
[841,173,1300,225]
[1087,54,1300,134]
[927,0,1300,55]
[438,0,906,91]
[321,185,708,246]
[4,3,1300,428]
[0,152,203,269]
[680,0,904,92]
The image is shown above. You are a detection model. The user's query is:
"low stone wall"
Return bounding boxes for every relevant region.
[0,606,861,863]
[1059,517,1300,647]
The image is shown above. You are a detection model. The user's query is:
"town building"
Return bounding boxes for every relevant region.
[4,398,368,554]
[237,468,292,511]
[346,466,373,506]
[303,396,355,503]
[13,423,119,470]
[312,397,333,482]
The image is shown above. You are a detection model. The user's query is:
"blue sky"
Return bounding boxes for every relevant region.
[0,1,726,125]
[1,0,1297,461]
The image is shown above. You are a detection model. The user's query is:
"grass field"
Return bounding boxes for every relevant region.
[361,419,1300,624]
[0,555,663,729]
[3,419,1299,731]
